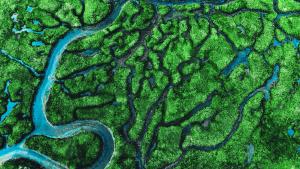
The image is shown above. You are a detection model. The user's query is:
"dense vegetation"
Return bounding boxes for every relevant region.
[0,0,300,168]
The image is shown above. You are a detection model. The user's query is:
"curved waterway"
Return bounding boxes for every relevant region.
[0,0,268,168]
[0,1,126,169]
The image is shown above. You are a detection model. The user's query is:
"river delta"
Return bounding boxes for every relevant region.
[0,0,300,169]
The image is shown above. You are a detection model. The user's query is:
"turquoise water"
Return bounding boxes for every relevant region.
[32,41,45,47]
[0,1,127,168]
[0,49,41,77]
[12,25,44,35]
[33,20,40,25]
[222,48,252,76]
[0,1,285,169]
[26,6,33,13]
[0,99,18,123]
[81,49,99,57]
[246,144,254,164]
[273,37,300,49]
[292,38,299,48]
[264,64,280,100]
[11,13,18,22]
[0,80,19,124]
[288,129,295,137]
[273,38,282,47]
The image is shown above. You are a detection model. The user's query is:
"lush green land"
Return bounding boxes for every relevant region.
[0,0,300,168]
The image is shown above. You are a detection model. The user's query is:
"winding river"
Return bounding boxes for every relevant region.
[0,0,264,168]
[0,1,126,169]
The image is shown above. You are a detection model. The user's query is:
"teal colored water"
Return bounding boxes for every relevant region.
[33,20,40,25]
[26,6,33,13]
[0,1,128,168]
[222,48,251,76]
[0,80,19,124]
[288,129,295,137]
[32,41,45,47]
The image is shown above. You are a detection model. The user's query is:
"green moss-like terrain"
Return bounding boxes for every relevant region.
[0,0,300,169]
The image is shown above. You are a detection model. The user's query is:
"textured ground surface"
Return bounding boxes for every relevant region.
[0,0,300,168]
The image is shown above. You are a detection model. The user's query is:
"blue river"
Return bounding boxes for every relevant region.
[0,0,280,168]
[0,80,19,123]
[0,1,127,168]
